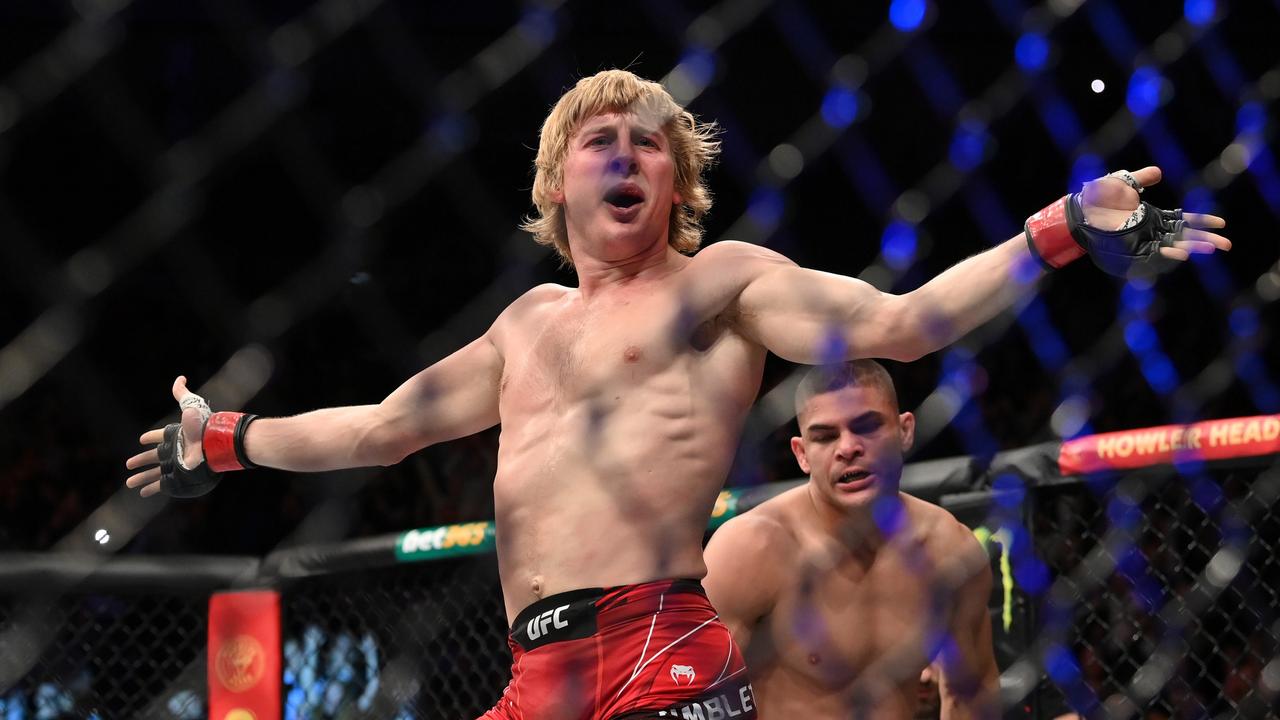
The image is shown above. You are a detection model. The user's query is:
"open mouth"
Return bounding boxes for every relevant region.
[836,470,871,486]
[604,185,645,209]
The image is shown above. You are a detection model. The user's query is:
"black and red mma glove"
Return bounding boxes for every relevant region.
[156,398,257,498]
[1024,172,1185,279]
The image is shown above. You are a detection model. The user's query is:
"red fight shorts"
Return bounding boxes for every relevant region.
[479,579,757,720]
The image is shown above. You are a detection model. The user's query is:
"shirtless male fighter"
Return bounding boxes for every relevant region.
[704,360,998,719]
[124,69,1229,720]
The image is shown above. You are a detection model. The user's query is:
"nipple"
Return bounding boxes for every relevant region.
[623,345,642,363]
[808,653,821,665]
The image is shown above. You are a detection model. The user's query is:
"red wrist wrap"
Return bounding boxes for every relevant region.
[204,411,253,472]
[1025,195,1086,270]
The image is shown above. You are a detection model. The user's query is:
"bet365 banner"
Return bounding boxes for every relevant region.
[1058,414,1280,475]
[208,590,281,720]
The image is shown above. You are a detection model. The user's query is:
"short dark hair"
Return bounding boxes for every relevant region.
[794,360,899,419]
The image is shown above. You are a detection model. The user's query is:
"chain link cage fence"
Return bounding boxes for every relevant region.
[1024,460,1280,719]
[2,0,1280,718]
[0,592,206,719]
[2,447,1276,719]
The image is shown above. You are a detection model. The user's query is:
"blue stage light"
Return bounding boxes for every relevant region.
[948,122,987,170]
[1236,101,1266,135]
[820,87,859,129]
[747,187,785,228]
[1184,0,1215,26]
[1069,154,1106,191]
[1229,307,1259,338]
[1014,556,1050,594]
[889,0,926,31]
[679,47,716,88]
[1123,321,1157,354]
[880,221,917,269]
[1044,644,1082,683]
[1015,32,1048,71]
[1126,67,1163,117]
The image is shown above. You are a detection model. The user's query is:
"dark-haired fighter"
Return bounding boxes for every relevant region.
[705,361,998,719]
[125,68,1228,720]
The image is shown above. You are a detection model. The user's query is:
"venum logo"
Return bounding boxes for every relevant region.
[670,664,696,685]
[526,604,570,640]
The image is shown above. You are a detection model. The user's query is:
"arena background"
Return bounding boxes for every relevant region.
[0,0,1278,718]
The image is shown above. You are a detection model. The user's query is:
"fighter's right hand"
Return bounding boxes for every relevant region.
[125,376,219,498]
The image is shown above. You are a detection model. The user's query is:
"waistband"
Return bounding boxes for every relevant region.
[509,578,707,651]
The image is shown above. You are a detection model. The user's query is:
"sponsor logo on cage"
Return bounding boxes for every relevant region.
[526,603,570,640]
[1059,415,1280,474]
[670,663,696,685]
[1092,417,1280,457]
[215,635,265,692]
[399,522,489,553]
[711,491,735,519]
[659,682,755,719]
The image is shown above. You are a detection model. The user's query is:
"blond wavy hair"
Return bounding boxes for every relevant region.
[522,70,721,268]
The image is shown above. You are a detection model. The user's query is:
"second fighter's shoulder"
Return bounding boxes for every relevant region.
[711,506,798,557]
[907,497,985,556]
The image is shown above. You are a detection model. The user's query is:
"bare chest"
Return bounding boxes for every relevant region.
[769,552,942,689]
[500,293,717,410]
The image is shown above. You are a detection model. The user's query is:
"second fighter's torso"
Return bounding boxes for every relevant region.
[490,251,767,622]
[751,492,966,719]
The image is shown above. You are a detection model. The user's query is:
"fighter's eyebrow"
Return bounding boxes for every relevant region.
[803,411,884,434]
[578,121,614,136]
[576,117,661,138]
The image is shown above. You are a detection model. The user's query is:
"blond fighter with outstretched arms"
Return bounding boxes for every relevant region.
[125,70,1227,720]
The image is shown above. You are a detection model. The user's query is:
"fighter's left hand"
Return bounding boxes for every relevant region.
[1080,166,1231,262]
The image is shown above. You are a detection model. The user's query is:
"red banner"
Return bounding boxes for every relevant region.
[1058,414,1280,475]
[208,590,281,720]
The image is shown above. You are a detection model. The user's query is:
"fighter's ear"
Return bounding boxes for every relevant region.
[899,411,916,453]
[790,436,811,474]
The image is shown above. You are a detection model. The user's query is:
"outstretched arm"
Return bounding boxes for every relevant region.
[244,333,502,471]
[125,331,502,497]
[730,167,1229,363]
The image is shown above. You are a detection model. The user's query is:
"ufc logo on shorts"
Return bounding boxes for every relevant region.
[526,603,570,640]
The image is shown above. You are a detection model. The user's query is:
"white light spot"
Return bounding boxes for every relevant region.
[94,528,110,545]
[1091,78,1105,93]
[893,190,931,223]
[1219,142,1253,175]
[1047,0,1085,16]
[67,247,114,297]
[342,185,385,228]
[1261,658,1280,693]
[1051,394,1090,438]
[858,264,892,291]
[768,143,805,180]
[1256,270,1280,302]
[1205,548,1243,587]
